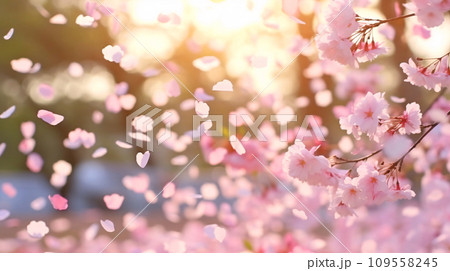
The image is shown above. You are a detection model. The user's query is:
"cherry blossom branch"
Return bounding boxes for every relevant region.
[332,89,448,167]
[331,149,382,165]
[356,13,415,26]
[396,110,450,171]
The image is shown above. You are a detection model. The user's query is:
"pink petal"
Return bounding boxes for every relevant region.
[115,140,133,149]
[0,209,10,221]
[136,151,150,168]
[0,142,6,157]
[102,45,124,63]
[157,13,171,23]
[21,121,35,138]
[391,96,406,103]
[192,56,220,71]
[122,174,149,194]
[0,105,16,119]
[48,194,68,210]
[105,94,122,113]
[195,101,210,118]
[50,173,67,188]
[171,155,188,166]
[289,15,306,24]
[115,82,129,95]
[201,183,219,200]
[2,183,17,198]
[100,219,115,232]
[52,160,72,176]
[92,147,107,158]
[292,209,308,220]
[49,14,67,24]
[37,109,64,125]
[166,79,181,97]
[84,224,99,241]
[30,197,46,211]
[282,0,298,16]
[212,79,233,92]
[92,110,104,124]
[11,58,32,73]
[18,138,35,154]
[203,224,226,243]
[38,84,54,99]
[27,220,50,238]
[103,193,124,210]
[162,182,176,198]
[3,28,14,40]
[412,24,431,39]
[229,135,246,155]
[119,94,136,110]
[194,88,214,101]
[68,62,84,77]
[26,152,43,173]
[208,148,227,165]
[75,14,95,27]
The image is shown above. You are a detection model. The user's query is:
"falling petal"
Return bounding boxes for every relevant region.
[37,109,64,125]
[31,197,46,211]
[195,101,210,118]
[26,153,43,173]
[84,224,99,241]
[193,56,220,71]
[92,147,107,158]
[0,143,5,157]
[171,155,188,166]
[48,194,68,210]
[204,224,226,243]
[75,14,95,27]
[38,84,54,100]
[49,14,67,24]
[162,183,176,198]
[119,94,136,110]
[52,160,72,176]
[115,140,133,149]
[122,173,149,194]
[0,209,10,221]
[68,62,84,77]
[136,151,150,168]
[27,220,50,238]
[100,219,115,232]
[0,105,16,119]
[229,135,246,155]
[11,58,32,73]
[201,183,219,200]
[102,45,124,63]
[103,193,124,210]
[2,183,16,198]
[166,79,181,97]
[3,28,14,40]
[292,209,308,220]
[21,121,35,138]
[212,79,233,92]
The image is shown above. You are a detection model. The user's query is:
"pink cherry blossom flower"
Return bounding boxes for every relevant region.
[283,141,339,186]
[103,193,124,210]
[48,194,68,210]
[325,0,359,38]
[400,58,440,91]
[400,102,423,134]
